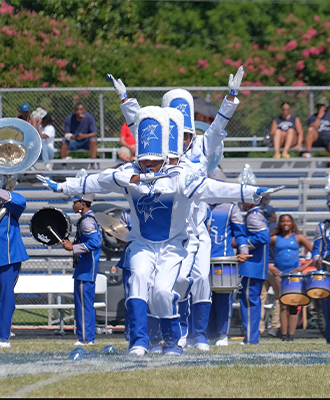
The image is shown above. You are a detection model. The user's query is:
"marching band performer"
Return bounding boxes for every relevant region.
[0,176,29,348]
[37,106,283,356]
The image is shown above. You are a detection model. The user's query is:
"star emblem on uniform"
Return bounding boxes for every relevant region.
[136,189,168,222]
[140,124,158,148]
[176,103,189,117]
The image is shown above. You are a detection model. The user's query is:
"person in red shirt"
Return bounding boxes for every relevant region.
[118,122,135,162]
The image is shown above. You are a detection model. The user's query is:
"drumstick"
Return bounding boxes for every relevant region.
[322,259,330,266]
[235,254,253,258]
[47,226,63,243]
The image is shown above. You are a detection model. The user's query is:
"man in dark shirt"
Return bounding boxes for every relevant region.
[60,103,98,167]
[303,97,330,158]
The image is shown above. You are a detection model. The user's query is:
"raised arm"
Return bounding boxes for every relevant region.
[0,189,26,221]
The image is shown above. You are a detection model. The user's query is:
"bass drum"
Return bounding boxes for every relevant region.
[30,207,72,246]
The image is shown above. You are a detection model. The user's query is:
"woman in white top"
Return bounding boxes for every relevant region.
[32,113,55,171]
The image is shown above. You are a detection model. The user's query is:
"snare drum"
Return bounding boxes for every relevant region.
[279,272,310,306]
[305,270,330,299]
[209,257,239,293]
[30,207,72,246]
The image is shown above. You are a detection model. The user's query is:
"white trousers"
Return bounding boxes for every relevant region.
[127,229,189,319]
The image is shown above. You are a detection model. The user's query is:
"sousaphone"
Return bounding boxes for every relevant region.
[0,118,41,219]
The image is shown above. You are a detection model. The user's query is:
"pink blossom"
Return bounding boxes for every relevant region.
[137,37,145,43]
[35,55,41,62]
[310,46,319,55]
[307,28,317,37]
[73,95,79,101]
[247,65,255,71]
[268,45,279,52]
[52,84,56,88]
[276,28,282,35]
[42,82,49,88]
[23,29,30,36]
[65,27,70,31]
[301,49,310,58]
[67,76,73,83]
[298,73,304,78]
[28,38,35,44]
[82,90,89,98]
[296,60,305,71]
[327,37,330,43]
[179,67,185,74]
[232,60,242,68]
[241,90,250,95]
[53,28,60,35]
[324,22,330,28]
[50,19,56,25]
[228,43,233,48]
[0,2,14,14]
[198,60,208,68]
[261,66,275,76]
[223,59,232,65]
[176,49,182,54]
[252,44,259,49]
[291,81,305,86]
[72,64,76,68]
[317,64,326,73]
[254,57,260,62]
[66,39,72,46]
[235,43,241,49]
[153,68,158,74]
[282,40,297,51]
[278,76,286,83]
[0,63,4,68]
[57,59,69,68]
[314,16,320,22]
[155,44,162,48]
[40,33,46,39]
[3,26,14,36]
[318,44,326,53]
[276,54,284,61]
[214,72,219,76]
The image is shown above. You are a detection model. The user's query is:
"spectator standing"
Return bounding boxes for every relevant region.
[118,122,135,162]
[31,113,55,171]
[303,97,330,158]
[259,205,281,337]
[270,102,304,159]
[270,214,313,341]
[239,202,270,345]
[17,103,31,123]
[61,194,102,345]
[61,103,98,168]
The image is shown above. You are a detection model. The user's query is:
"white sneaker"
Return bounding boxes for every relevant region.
[0,341,11,348]
[45,163,52,171]
[194,342,210,352]
[216,336,228,346]
[74,340,94,346]
[129,347,147,357]
[178,337,187,348]
[10,332,15,337]
[240,341,246,345]
[64,156,72,160]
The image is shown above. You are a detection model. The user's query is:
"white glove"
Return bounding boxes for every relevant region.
[256,185,285,197]
[228,65,244,95]
[106,74,127,101]
[36,175,63,192]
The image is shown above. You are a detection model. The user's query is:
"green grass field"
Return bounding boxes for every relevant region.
[1,337,330,398]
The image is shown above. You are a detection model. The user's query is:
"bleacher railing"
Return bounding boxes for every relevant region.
[1,86,330,155]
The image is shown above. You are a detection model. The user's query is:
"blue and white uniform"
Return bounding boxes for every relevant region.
[73,208,102,343]
[312,219,330,344]
[239,205,270,344]
[0,188,29,342]
[206,202,248,341]
[120,91,239,347]
[60,160,260,352]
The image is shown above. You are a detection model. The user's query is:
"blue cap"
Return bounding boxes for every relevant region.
[20,103,30,112]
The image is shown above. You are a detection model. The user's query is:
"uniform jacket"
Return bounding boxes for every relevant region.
[312,219,330,267]
[0,189,29,267]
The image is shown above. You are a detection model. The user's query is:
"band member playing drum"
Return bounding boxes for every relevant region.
[0,177,29,348]
[206,169,250,347]
[270,214,313,342]
[61,194,102,346]
[312,197,330,344]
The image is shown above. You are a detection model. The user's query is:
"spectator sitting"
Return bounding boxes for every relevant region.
[60,102,97,169]
[303,97,330,158]
[118,122,135,162]
[17,103,31,123]
[269,102,304,159]
[31,112,55,171]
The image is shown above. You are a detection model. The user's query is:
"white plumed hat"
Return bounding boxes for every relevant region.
[134,106,169,161]
[161,89,195,137]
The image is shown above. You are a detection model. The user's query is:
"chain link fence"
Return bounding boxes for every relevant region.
[1,86,330,156]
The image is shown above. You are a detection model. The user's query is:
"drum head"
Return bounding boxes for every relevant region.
[30,208,71,246]
[307,288,330,299]
[280,294,310,306]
